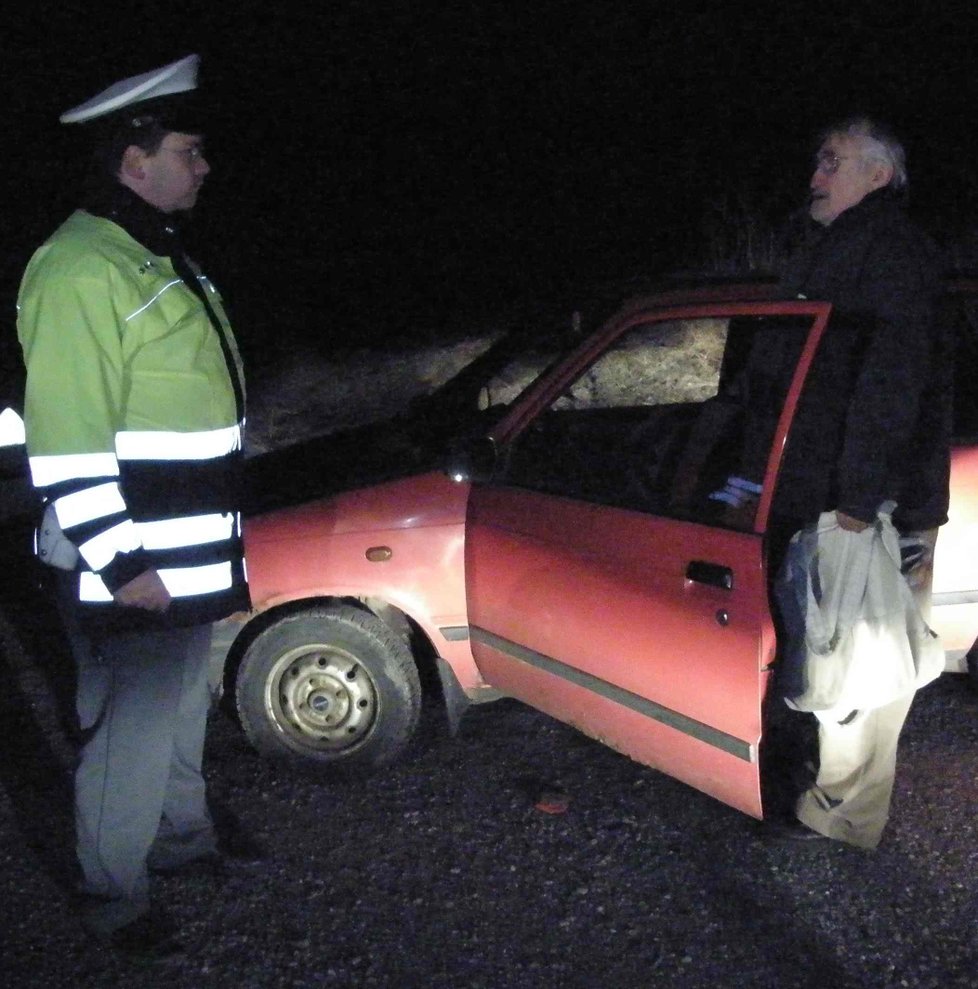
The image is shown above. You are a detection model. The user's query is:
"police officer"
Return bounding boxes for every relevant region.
[17,55,253,957]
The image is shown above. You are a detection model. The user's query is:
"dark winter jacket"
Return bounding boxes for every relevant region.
[773,188,949,531]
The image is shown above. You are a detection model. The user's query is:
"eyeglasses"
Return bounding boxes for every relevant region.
[813,151,853,175]
[160,146,206,162]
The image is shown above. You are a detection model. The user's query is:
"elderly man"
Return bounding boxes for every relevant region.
[17,55,254,956]
[765,117,948,848]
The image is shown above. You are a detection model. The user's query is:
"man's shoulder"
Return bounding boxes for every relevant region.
[24,211,147,285]
[826,193,938,280]
[865,201,941,279]
[47,209,145,252]
[869,198,929,236]
[850,194,932,247]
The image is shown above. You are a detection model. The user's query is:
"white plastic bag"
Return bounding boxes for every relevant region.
[775,504,944,715]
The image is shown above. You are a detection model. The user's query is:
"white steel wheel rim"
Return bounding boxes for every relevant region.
[264,642,379,752]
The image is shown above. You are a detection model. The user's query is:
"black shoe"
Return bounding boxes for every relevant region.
[211,805,266,863]
[217,827,266,863]
[761,818,830,843]
[108,911,184,961]
[150,829,265,874]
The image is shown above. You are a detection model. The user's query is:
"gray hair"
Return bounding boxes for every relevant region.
[820,116,908,190]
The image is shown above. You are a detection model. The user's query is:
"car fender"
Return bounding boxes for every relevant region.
[213,472,487,701]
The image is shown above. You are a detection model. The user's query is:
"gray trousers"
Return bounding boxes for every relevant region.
[794,527,938,850]
[60,594,217,933]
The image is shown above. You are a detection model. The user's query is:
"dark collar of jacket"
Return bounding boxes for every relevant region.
[816,185,908,237]
[82,181,185,260]
[81,181,218,318]
[779,187,919,301]
[786,187,908,255]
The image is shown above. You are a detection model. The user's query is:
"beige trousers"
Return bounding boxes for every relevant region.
[794,526,937,850]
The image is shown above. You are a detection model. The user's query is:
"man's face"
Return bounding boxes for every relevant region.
[137,132,210,213]
[808,134,888,226]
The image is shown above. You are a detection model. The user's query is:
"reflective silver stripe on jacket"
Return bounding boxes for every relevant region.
[138,513,237,549]
[29,451,119,487]
[79,561,234,602]
[42,482,137,571]
[78,520,142,571]
[29,424,243,591]
[52,482,126,527]
[123,279,183,322]
[115,424,242,461]
[0,408,25,447]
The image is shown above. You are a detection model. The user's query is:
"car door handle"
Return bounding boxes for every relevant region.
[686,560,734,590]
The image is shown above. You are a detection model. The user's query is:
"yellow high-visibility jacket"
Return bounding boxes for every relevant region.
[17,208,250,629]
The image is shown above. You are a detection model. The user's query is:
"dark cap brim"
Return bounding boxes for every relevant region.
[88,91,216,138]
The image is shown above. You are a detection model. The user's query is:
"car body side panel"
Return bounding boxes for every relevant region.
[465,485,772,818]
[934,445,978,662]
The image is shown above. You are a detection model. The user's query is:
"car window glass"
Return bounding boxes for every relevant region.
[499,313,814,528]
[477,344,565,412]
[551,319,727,411]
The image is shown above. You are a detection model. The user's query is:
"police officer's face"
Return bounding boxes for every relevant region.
[808,134,890,226]
[138,133,210,213]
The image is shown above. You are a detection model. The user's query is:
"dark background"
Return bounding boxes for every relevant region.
[4,0,978,358]
[4,13,978,982]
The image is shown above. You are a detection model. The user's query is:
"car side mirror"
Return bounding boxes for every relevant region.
[444,434,498,484]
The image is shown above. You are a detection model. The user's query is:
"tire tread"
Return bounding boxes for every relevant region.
[235,603,422,774]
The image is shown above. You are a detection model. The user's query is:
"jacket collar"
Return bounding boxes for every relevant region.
[824,186,906,232]
[82,182,184,259]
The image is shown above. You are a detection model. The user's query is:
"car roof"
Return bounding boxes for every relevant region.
[618,279,785,310]
[601,273,978,317]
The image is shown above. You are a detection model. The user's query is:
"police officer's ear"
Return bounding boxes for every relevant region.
[119,145,148,182]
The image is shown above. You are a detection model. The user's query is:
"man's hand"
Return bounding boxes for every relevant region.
[835,510,870,533]
[113,569,172,612]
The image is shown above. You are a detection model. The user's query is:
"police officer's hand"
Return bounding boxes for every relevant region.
[113,569,172,612]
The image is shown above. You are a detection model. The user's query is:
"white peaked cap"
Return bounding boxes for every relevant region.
[60,54,200,124]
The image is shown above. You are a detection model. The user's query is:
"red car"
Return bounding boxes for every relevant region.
[215,281,978,820]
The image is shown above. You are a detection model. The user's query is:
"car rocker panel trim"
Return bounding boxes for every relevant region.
[471,626,754,761]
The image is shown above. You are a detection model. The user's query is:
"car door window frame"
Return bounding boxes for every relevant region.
[487,299,833,534]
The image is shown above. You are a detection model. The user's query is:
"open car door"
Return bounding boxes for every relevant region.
[464,300,830,818]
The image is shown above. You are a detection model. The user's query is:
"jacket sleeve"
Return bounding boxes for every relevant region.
[834,229,939,522]
[18,259,151,591]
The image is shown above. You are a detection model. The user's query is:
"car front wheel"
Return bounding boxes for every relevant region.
[235,604,422,774]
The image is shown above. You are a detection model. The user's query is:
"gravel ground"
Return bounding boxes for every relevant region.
[2,567,978,989]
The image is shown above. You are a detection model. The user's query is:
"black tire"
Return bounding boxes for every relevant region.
[235,604,422,774]
[967,646,978,692]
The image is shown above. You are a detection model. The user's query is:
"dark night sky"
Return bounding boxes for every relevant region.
[5,0,978,350]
